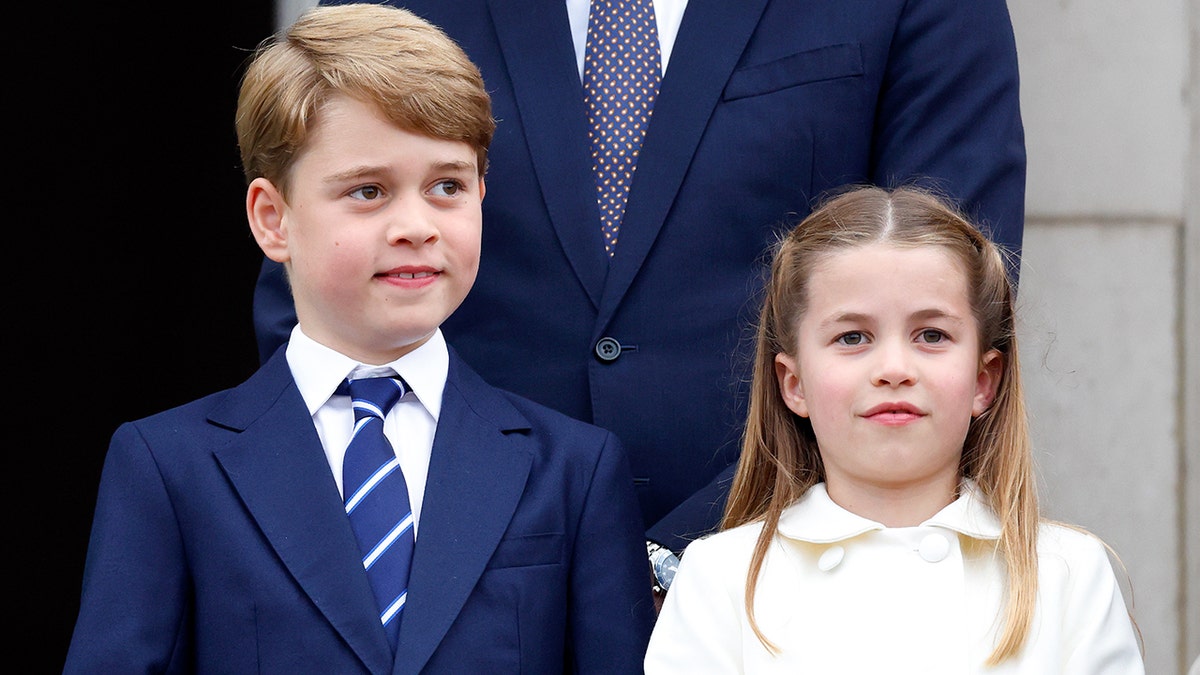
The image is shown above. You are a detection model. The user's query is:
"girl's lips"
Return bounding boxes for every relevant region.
[862,402,924,425]
[866,411,922,425]
[862,401,922,417]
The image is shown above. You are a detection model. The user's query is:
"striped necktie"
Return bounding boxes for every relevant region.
[583,0,662,255]
[341,376,414,653]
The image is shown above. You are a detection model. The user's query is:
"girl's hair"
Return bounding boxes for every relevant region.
[723,184,1037,665]
[235,3,495,198]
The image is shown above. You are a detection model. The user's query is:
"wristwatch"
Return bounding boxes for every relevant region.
[646,540,680,594]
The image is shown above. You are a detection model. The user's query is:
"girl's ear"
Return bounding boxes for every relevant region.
[972,349,1003,417]
[775,353,809,418]
[246,177,291,264]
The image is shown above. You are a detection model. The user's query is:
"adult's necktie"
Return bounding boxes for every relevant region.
[341,376,414,653]
[583,0,662,255]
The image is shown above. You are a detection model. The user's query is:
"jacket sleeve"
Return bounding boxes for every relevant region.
[644,536,744,674]
[64,423,192,674]
[1056,531,1146,674]
[569,431,657,673]
[872,0,1026,279]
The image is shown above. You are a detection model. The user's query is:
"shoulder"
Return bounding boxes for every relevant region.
[678,520,767,575]
[1037,521,1112,561]
[1036,521,1125,590]
[449,349,615,444]
[114,354,294,451]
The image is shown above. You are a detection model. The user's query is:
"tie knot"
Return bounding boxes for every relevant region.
[344,376,407,422]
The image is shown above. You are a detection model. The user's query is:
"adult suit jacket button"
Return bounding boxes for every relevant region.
[595,337,622,362]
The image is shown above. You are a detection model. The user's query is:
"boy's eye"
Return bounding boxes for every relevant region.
[349,185,383,201]
[431,179,464,197]
[835,332,867,346]
[918,329,946,344]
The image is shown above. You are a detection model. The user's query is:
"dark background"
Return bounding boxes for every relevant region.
[17,3,275,669]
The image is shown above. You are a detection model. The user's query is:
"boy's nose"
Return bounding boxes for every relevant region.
[386,202,439,247]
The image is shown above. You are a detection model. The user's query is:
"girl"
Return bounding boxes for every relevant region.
[644,186,1143,673]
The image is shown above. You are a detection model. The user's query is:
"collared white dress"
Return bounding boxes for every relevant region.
[645,482,1144,674]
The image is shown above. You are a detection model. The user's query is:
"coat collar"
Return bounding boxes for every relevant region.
[777,481,1004,544]
[207,347,535,675]
[209,350,396,674]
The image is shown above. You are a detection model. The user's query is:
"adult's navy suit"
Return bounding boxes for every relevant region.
[256,0,1026,554]
[64,347,654,673]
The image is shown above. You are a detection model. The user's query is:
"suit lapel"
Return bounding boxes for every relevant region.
[209,355,393,675]
[488,0,608,309]
[597,0,770,328]
[394,351,533,674]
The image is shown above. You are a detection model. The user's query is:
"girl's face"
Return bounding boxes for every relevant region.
[775,243,1001,522]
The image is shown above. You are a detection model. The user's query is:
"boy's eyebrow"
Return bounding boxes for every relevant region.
[324,160,478,184]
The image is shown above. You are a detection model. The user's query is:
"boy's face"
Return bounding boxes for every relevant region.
[249,94,484,365]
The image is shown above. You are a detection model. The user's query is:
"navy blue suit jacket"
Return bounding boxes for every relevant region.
[64,347,654,673]
[257,0,1026,554]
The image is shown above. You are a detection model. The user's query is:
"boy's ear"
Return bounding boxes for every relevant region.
[246,177,290,263]
[972,349,1003,417]
[775,353,809,418]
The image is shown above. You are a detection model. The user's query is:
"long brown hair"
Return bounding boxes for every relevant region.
[723,185,1037,665]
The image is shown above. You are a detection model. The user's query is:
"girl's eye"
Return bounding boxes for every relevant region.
[919,329,947,344]
[431,180,464,197]
[349,185,382,201]
[835,332,867,346]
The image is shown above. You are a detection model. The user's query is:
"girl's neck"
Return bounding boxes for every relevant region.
[824,475,960,527]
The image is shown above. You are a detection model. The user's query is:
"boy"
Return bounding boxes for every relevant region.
[63,4,655,673]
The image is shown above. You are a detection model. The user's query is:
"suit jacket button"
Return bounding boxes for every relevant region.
[594,336,622,362]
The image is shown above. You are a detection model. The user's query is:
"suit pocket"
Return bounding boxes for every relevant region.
[723,42,863,101]
[487,532,563,569]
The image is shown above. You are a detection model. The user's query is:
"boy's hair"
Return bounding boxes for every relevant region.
[723,185,1037,665]
[236,3,495,198]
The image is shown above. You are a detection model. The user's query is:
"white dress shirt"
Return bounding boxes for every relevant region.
[646,482,1145,674]
[567,0,688,78]
[285,325,446,538]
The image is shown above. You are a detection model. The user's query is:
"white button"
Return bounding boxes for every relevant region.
[918,533,951,563]
[818,545,845,572]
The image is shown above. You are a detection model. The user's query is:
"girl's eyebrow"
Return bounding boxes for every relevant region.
[819,307,966,329]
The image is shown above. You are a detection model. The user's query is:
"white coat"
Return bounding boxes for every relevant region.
[645,482,1144,674]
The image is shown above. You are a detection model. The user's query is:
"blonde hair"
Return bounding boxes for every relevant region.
[723,185,1037,665]
[235,3,495,198]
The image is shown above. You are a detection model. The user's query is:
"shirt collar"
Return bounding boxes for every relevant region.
[776,480,1003,544]
[285,325,448,420]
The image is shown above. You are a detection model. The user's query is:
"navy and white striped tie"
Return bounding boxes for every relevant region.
[342,376,414,652]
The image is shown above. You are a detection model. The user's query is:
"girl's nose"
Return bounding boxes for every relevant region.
[871,339,917,388]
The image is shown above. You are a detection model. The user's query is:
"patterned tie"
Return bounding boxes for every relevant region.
[341,376,414,653]
[583,0,662,256]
